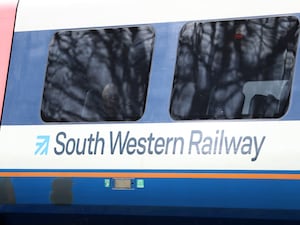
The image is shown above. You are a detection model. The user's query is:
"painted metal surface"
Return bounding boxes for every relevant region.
[1,0,300,221]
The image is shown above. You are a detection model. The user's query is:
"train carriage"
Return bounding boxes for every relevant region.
[1,0,300,223]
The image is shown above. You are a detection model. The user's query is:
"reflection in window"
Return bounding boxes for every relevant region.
[170,17,299,120]
[41,26,155,122]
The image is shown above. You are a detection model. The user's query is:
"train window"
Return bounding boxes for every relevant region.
[41,26,155,122]
[170,16,299,120]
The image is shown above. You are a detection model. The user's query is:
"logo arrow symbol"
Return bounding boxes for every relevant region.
[35,135,50,155]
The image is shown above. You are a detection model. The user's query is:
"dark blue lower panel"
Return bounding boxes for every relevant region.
[5,177,300,211]
[1,176,300,222]
[1,205,300,224]
[2,175,300,221]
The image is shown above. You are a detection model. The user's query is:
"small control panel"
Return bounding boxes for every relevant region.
[104,178,145,190]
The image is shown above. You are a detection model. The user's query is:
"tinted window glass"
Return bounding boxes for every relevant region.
[41,26,155,122]
[170,16,299,120]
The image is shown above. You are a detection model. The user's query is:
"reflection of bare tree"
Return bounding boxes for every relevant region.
[171,17,299,119]
[41,26,154,122]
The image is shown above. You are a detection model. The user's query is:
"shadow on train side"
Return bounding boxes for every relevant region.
[0,178,16,204]
[1,214,300,225]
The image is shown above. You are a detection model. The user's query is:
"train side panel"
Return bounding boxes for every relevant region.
[1,0,300,220]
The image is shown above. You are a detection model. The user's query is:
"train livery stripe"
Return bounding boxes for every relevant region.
[1,121,300,171]
[15,0,300,32]
[1,172,300,180]
[0,1,18,121]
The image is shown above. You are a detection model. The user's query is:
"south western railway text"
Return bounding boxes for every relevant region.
[54,130,266,161]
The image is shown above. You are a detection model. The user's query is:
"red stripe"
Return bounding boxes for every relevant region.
[0,1,18,121]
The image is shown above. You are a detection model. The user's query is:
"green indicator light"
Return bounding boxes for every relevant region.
[136,179,144,188]
[104,179,110,188]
